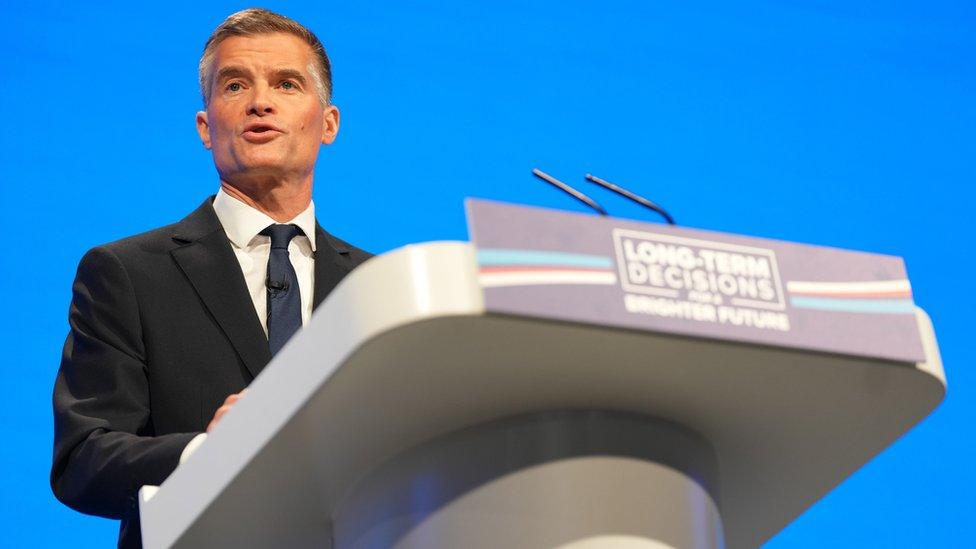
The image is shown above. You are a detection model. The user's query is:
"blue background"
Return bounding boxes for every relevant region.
[2,1,973,546]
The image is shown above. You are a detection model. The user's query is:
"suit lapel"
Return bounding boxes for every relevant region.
[313,223,352,310]
[170,199,272,380]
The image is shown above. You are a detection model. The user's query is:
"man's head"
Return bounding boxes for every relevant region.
[195,9,339,194]
[199,8,332,108]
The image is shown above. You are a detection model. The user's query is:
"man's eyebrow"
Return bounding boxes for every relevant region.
[214,66,308,86]
[215,65,251,82]
[272,68,307,85]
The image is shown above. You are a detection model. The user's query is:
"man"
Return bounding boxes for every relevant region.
[51,9,371,548]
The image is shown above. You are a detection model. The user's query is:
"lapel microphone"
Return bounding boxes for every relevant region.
[267,278,290,297]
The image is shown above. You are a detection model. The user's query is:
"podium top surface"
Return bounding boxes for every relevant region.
[140,241,945,549]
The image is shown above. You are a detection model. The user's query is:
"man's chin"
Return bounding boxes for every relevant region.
[229,155,293,175]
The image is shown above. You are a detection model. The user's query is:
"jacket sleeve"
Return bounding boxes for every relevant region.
[51,246,199,519]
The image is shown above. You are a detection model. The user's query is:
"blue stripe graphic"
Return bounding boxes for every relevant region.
[790,297,916,314]
[477,249,614,269]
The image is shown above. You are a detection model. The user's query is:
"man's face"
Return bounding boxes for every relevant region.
[195,33,339,187]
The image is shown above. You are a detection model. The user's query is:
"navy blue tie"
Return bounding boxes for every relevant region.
[262,224,303,356]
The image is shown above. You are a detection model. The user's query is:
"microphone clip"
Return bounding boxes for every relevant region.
[267,278,290,298]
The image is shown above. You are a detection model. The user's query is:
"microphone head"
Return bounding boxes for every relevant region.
[267,279,290,295]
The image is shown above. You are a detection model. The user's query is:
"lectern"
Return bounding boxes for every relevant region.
[139,200,945,549]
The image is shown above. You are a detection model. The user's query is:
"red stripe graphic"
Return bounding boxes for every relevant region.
[479,266,615,274]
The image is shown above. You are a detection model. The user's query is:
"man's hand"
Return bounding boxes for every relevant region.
[207,390,247,433]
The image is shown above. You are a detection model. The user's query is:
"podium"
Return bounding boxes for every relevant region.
[139,201,945,549]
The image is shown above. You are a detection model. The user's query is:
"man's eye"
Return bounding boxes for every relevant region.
[226,82,242,92]
[281,81,295,90]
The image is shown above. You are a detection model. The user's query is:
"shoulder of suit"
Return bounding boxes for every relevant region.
[72,220,187,290]
[316,225,374,263]
[93,221,185,257]
[84,198,217,265]
[330,234,373,260]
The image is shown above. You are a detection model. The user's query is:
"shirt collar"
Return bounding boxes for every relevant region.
[212,188,318,252]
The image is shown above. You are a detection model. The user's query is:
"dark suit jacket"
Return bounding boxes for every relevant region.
[51,197,372,548]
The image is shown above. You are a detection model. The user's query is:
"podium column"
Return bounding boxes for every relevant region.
[333,410,724,549]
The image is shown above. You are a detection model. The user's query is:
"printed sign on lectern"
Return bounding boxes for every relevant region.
[466,198,925,364]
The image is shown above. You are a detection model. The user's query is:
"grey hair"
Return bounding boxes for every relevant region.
[198,8,332,108]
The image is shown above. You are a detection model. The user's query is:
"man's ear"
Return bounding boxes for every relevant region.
[196,111,212,149]
[321,105,340,145]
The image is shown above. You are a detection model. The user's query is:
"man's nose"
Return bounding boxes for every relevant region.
[246,84,275,115]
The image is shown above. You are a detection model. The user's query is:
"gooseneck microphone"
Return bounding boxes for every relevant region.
[532,168,608,216]
[584,173,676,225]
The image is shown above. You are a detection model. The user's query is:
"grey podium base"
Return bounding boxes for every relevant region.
[334,411,724,549]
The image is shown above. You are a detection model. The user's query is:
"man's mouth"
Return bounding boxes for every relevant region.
[242,123,283,143]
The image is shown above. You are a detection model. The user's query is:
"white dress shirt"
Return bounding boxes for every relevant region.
[180,188,318,465]
[212,187,317,335]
